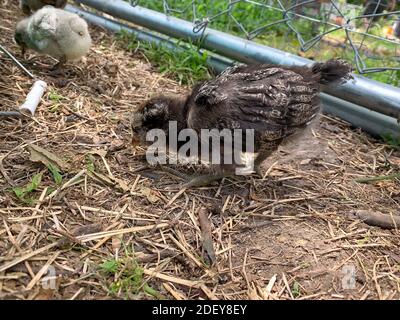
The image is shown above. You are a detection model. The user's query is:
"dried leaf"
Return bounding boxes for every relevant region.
[355,210,400,229]
[28,144,69,171]
[300,159,311,165]
[88,171,130,192]
[266,274,277,294]
[71,223,102,236]
[88,149,107,158]
[140,187,160,203]
[34,288,57,300]
[113,177,130,192]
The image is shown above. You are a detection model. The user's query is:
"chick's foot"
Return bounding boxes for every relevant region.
[182,172,234,188]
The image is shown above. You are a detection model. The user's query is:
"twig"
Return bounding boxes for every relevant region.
[355,210,400,229]
[198,207,216,265]
[0,44,34,79]
[0,242,59,273]
[0,111,22,118]
[355,173,400,183]
[0,156,16,186]
[143,268,202,287]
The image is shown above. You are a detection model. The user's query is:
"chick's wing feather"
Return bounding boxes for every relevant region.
[188,64,320,142]
[29,9,58,38]
[27,9,59,51]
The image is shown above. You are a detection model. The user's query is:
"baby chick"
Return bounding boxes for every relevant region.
[132,59,353,187]
[19,0,68,15]
[14,6,92,71]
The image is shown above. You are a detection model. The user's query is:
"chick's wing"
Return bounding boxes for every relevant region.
[30,8,58,38]
[187,65,320,143]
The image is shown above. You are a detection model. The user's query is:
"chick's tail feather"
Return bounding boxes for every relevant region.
[312,59,353,85]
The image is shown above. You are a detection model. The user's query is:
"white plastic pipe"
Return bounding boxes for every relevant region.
[19,80,47,117]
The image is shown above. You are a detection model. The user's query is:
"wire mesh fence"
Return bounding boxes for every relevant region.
[127,0,400,86]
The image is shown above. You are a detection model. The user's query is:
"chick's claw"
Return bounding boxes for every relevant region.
[255,166,264,179]
[182,172,234,188]
[158,166,191,181]
[48,67,65,77]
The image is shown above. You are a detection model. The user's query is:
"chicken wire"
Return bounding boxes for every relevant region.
[127,0,400,86]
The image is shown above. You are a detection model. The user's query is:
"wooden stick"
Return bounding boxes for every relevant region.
[0,111,22,118]
[143,268,201,287]
[26,252,60,290]
[355,210,400,229]
[77,223,170,242]
[355,173,400,183]
[198,207,216,265]
[0,242,59,273]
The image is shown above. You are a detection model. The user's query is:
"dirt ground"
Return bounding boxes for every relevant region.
[1,1,400,300]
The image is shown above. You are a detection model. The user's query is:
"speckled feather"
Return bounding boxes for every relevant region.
[134,59,353,167]
[187,64,323,151]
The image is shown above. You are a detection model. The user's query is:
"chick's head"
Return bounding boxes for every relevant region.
[131,95,172,146]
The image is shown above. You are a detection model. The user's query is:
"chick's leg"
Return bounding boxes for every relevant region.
[254,148,274,178]
[183,165,235,188]
[159,166,190,181]
[21,4,31,15]
[50,55,67,72]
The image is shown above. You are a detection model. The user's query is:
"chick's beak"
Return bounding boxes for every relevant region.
[131,134,140,147]
[131,128,141,147]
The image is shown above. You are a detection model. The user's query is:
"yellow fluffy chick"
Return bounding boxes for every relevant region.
[14,6,92,70]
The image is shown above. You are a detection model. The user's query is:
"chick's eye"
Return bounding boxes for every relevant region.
[148,104,163,115]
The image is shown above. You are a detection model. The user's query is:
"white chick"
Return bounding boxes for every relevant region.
[19,0,68,15]
[14,6,92,71]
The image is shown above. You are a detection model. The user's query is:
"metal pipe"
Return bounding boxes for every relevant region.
[65,5,232,73]
[76,0,400,119]
[0,44,35,79]
[321,93,400,138]
[67,5,400,138]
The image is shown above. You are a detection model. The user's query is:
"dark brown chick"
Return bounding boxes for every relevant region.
[131,59,353,187]
[20,0,68,15]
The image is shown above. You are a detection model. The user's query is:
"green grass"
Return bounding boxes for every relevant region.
[124,0,400,87]
[48,90,67,103]
[291,281,301,298]
[48,89,68,113]
[47,163,63,186]
[100,255,164,299]
[382,132,400,150]
[117,30,211,85]
[85,154,95,173]
[11,164,64,204]
[12,173,43,205]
